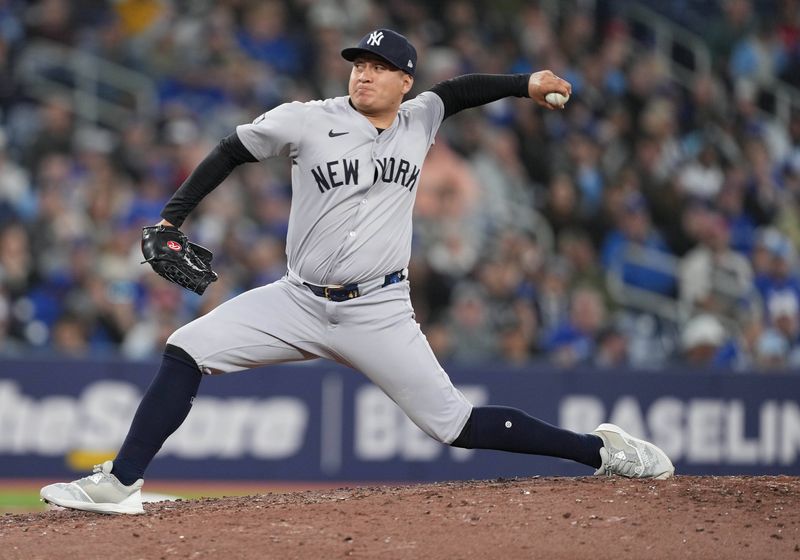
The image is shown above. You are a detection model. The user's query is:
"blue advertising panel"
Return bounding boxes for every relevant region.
[1,358,798,481]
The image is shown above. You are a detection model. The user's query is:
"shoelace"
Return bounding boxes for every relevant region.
[603,450,642,477]
[75,463,108,484]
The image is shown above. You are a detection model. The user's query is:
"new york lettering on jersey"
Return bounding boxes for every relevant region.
[310,156,420,193]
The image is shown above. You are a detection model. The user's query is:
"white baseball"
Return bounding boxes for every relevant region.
[545,92,570,107]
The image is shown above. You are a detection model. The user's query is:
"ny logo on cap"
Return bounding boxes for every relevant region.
[367,30,384,46]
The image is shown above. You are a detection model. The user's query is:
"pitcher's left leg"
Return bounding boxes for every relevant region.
[337,313,600,464]
[330,284,673,478]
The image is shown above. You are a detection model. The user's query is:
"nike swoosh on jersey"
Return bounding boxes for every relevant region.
[328,130,349,137]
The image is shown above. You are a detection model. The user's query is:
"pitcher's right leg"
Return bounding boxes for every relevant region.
[42,279,328,513]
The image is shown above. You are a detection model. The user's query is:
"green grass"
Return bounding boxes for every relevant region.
[0,481,344,514]
[0,490,45,513]
[0,485,305,514]
[0,488,210,514]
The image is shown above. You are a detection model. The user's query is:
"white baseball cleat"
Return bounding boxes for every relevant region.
[592,423,675,480]
[40,460,145,515]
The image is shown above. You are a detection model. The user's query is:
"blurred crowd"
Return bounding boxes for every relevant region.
[1,0,800,372]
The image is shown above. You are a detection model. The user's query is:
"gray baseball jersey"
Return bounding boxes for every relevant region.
[236,91,444,285]
[169,90,473,444]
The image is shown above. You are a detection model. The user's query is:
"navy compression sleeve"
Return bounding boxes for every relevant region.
[430,73,530,120]
[160,132,257,227]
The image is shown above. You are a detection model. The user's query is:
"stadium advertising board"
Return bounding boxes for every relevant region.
[1,359,798,480]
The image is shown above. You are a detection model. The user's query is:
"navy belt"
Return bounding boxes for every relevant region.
[303,270,406,302]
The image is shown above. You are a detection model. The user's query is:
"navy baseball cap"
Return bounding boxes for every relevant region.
[341,29,417,77]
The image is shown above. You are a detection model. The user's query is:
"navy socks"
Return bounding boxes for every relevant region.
[451,406,604,468]
[111,345,202,486]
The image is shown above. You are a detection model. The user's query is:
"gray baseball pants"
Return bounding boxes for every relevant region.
[168,275,473,444]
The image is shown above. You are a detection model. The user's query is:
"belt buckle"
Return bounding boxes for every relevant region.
[324,285,359,301]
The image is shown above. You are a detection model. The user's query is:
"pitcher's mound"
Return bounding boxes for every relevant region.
[3,476,799,559]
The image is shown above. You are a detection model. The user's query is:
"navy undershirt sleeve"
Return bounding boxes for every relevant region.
[429,73,531,120]
[160,132,257,227]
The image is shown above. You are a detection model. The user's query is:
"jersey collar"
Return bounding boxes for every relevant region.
[345,97,399,137]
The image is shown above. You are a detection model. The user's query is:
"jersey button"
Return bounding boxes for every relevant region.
[349,231,356,237]
[361,199,367,205]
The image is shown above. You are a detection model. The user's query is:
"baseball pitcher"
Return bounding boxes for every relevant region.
[41,29,673,515]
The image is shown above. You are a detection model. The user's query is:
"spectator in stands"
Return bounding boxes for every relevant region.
[621,52,671,137]
[680,313,736,367]
[536,256,572,340]
[716,167,759,255]
[559,228,612,309]
[50,312,89,357]
[753,228,800,319]
[736,93,790,166]
[601,191,677,297]
[471,126,539,235]
[677,142,725,201]
[593,324,630,369]
[415,139,480,228]
[122,307,181,361]
[444,283,497,364]
[679,211,755,322]
[638,97,683,184]
[707,0,756,74]
[729,18,788,91]
[765,290,800,365]
[544,285,607,368]
[541,172,596,242]
[497,313,538,366]
[22,95,74,174]
[566,131,605,216]
[83,276,136,351]
[753,328,790,371]
[680,73,730,135]
[0,221,34,299]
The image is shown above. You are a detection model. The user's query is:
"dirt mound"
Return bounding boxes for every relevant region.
[2,476,799,559]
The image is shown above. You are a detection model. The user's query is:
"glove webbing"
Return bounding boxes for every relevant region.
[141,250,216,294]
